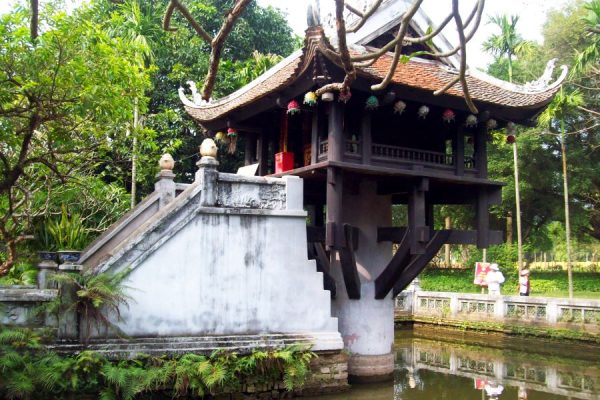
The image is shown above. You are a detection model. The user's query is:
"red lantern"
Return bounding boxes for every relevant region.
[442,109,455,123]
[338,89,352,103]
[287,100,301,115]
[227,127,238,154]
[506,134,516,144]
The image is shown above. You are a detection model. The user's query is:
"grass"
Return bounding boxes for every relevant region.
[419,267,600,299]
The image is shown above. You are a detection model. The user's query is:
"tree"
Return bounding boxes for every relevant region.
[540,89,585,298]
[482,15,533,83]
[164,0,486,112]
[0,2,149,273]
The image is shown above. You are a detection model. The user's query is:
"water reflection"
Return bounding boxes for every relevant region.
[310,332,600,400]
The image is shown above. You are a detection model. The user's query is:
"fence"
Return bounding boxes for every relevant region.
[396,290,600,333]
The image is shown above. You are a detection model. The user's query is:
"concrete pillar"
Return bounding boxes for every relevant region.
[196,139,219,207]
[57,264,82,342]
[155,171,176,208]
[37,258,58,289]
[331,179,394,382]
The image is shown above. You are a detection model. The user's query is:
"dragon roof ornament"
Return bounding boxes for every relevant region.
[179,81,211,108]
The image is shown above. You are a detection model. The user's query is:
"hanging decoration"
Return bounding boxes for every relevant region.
[442,109,455,123]
[486,119,498,130]
[465,114,478,127]
[227,127,238,154]
[506,134,516,144]
[393,100,407,115]
[287,100,301,115]
[321,92,334,102]
[304,91,317,106]
[417,105,429,119]
[506,121,516,134]
[214,131,227,143]
[338,89,352,103]
[365,95,379,110]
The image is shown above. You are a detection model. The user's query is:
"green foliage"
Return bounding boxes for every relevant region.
[46,206,89,250]
[0,261,37,286]
[0,327,315,399]
[50,270,131,343]
[420,266,600,297]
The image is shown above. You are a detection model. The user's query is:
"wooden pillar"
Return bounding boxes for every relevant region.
[311,111,319,165]
[326,167,343,250]
[244,133,256,166]
[328,102,344,162]
[408,178,429,254]
[257,131,268,176]
[361,112,372,164]
[476,125,488,178]
[454,126,465,176]
[476,187,489,249]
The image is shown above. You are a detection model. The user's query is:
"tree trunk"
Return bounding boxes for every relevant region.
[506,211,513,244]
[513,141,523,272]
[561,121,573,299]
[444,216,451,267]
[131,99,139,209]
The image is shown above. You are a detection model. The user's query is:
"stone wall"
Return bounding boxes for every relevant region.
[0,286,57,328]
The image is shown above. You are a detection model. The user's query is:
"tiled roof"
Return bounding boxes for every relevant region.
[185,27,561,124]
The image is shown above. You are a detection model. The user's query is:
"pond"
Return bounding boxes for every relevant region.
[310,328,600,400]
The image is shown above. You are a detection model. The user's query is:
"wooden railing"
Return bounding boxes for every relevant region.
[372,143,453,166]
[316,139,475,169]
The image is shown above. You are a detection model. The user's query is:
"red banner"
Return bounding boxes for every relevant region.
[474,262,491,286]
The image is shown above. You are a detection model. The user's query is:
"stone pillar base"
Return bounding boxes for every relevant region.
[348,352,395,383]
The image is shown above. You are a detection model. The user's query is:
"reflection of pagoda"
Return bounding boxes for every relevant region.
[181,2,565,382]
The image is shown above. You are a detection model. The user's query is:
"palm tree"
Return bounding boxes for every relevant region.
[109,0,163,208]
[483,14,532,273]
[539,89,584,299]
[482,15,532,83]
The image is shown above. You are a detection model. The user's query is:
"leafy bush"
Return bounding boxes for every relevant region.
[0,262,37,286]
[0,327,315,399]
[46,206,89,251]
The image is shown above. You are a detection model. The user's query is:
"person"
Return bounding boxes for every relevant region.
[484,381,504,399]
[519,269,530,296]
[485,264,505,296]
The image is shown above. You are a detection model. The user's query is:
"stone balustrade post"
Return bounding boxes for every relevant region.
[195,139,219,207]
[449,293,459,317]
[494,297,505,320]
[547,299,559,323]
[155,154,176,208]
[37,258,58,290]
[57,264,82,342]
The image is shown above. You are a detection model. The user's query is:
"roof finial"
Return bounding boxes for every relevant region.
[307,0,321,27]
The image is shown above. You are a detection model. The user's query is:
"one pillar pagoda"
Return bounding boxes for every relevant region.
[180,1,565,382]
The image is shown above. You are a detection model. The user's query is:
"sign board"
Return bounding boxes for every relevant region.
[474,262,491,286]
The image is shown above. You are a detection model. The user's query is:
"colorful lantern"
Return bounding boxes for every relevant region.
[506,134,516,144]
[417,105,429,119]
[214,131,227,143]
[393,100,407,115]
[321,92,334,102]
[304,91,317,106]
[465,114,478,127]
[338,89,352,103]
[287,99,301,115]
[442,109,455,123]
[227,127,238,154]
[365,95,379,110]
[486,119,498,130]
[507,121,516,135]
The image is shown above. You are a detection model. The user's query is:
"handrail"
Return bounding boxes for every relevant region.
[372,143,453,166]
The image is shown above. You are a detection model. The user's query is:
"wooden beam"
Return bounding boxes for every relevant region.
[361,112,372,164]
[338,224,361,299]
[477,187,490,249]
[476,125,488,178]
[393,230,451,296]
[326,167,343,249]
[311,110,318,165]
[257,130,268,176]
[455,126,465,176]
[327,102,344,162]
[310,242,336,298]
[375,228,412,299]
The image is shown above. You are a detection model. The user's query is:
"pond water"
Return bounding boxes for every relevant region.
[310,328,600,400]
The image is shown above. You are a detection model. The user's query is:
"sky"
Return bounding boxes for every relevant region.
[0,0,571,70]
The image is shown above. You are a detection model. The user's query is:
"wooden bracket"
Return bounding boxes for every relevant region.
[393,230,452,296]
[338,224,361,299]
[374,228,412,299]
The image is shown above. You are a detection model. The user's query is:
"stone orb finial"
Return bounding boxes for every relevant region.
[159,153,175,171]
[199,138,218,158]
